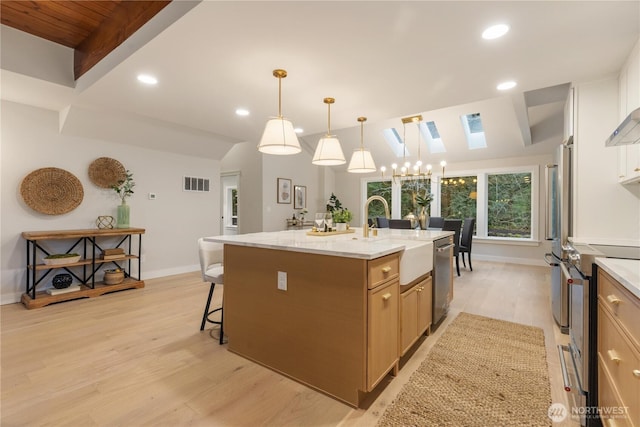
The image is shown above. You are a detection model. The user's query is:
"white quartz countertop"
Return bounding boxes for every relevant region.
[204,228,454,260]
[595,258,640,299]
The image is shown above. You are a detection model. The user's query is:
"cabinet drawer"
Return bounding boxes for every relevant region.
[368,254,399,289]
[598,355,634,427]
[599,269,640,350]
[598,302,640,426]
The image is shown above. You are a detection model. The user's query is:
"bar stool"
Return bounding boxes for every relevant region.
[198,238,225,344]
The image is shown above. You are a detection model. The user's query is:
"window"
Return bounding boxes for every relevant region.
[487,172,531,238]
[366,180,392,219]
[440,176,477,220]
[460,113,487,149]
[383,128,410,158]
[401,179,431,217]
[419,121,446,154]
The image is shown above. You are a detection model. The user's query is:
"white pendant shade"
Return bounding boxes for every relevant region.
[312,136,346,165]
[258,117,301,155]
[347,148,376,173]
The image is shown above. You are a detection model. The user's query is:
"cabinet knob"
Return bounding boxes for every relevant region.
[381,266,392,273]
[606,294,622,305]
[633,369,640,378]
[607,349,621,364]
[382,293,392,301]
[635,167,640,172]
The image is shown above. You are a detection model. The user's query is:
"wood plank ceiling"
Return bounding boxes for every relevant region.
[1,0,171,80]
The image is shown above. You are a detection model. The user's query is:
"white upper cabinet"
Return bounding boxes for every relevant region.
[617,39,640,185]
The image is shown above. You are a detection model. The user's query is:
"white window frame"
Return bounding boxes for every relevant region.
[360,165,539,245]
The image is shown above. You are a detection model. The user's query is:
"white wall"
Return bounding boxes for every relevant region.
[260,149,328,232]
[573,77,640,244]
[1,101,220,303]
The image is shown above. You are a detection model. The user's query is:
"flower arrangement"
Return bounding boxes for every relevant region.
[112,170,135,204]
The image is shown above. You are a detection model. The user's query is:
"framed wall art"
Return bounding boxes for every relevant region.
[294,185,306,209]
[277,178,292,204]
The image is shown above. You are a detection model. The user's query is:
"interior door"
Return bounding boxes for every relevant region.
[220,173,239,235]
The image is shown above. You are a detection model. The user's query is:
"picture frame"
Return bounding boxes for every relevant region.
[277,178,292,204]
[294,185,307,209]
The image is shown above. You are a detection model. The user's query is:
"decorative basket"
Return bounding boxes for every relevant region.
[104,269,124,285]
[20,167,84,215]
[88,157,126,188]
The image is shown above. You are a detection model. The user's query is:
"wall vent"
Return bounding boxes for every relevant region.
[183,176,210,192]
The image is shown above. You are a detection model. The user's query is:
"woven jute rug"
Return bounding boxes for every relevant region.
[377,312,552,427]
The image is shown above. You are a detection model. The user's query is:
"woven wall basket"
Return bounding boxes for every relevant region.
[20,167,84,215]
[88,157,126,188]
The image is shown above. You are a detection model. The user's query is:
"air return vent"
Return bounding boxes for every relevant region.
[183,176,210,192]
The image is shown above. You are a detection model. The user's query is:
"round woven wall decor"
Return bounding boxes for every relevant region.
[88,157,126,188]
[20,167,84,215]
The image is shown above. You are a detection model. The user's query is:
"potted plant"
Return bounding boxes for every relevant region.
[112,170,135,229]
[333,208,353,231]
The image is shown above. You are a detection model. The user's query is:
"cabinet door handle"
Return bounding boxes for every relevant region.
[382,293,392,301]
[635,167,640,172]
[381,266,392,273]
[633,369,640,378]
[607,349,621,364]
[606,294,622,305]
[605,418,618,427]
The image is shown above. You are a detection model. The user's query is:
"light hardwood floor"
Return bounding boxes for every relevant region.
[1,261,578,426]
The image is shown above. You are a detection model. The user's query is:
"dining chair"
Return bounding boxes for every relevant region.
[460,218,476,272]
[442,219,463,276]
[198,237,225,344]
[428,216,444,228]
[388,219,412,229]
[376,217,390,228]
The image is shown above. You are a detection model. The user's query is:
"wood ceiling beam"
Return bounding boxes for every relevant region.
[74,0,171,80]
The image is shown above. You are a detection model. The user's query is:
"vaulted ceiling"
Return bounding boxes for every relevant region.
[1,1,638,166]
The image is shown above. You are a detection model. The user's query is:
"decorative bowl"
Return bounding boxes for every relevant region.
[104,269,124,285]
[43,254,81,265]
[52,273,73,289]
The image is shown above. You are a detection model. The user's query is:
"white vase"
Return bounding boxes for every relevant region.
[335,222,347,231]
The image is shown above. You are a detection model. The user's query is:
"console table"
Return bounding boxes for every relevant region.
[22,228,145,309]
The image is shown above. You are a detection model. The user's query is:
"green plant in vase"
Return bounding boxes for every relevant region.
[112,170,135,229]
[416,190,433,229]
[333,208,353,231]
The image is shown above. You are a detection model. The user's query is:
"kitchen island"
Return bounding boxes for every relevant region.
[205,228,453,407]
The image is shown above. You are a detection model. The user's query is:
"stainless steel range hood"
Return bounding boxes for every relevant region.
[605,107,640,146]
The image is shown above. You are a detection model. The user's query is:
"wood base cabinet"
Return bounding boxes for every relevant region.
[597,269,640,427]
[400,275,432,356]
[367,279,399,390]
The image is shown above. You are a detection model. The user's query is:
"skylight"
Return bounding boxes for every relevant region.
[383,128,410,158]
[419,121,446,154]
[460,113,487,149]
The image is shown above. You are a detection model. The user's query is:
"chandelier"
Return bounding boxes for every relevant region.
[380,114,446,184]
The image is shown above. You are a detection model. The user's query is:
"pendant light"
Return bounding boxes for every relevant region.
[347,117,376,173]
[312,97,346,165]
[258,69,301,155]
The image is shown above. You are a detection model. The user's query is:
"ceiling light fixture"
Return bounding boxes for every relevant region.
[258,69,301,155]
[482,24,509,40]
[347,117,376,173]
[381,115,446,184]
[312,97,346,165]
[497,80,517,90]
[137,74,158,85]
[235,108,250,116]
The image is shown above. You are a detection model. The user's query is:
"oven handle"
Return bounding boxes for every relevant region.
[557,345,572,392]
[544,253,559,266]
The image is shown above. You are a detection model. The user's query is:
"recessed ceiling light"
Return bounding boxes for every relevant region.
[294,128,304,134]
[235,108,250,116]
[497,80,517,90]
[482,24,509,40]
[137,74,158,85]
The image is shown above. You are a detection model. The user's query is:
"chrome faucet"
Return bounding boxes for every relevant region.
[363,196,390,237]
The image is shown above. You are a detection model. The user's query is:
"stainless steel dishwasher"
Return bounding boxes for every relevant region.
[433,236,453,329]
